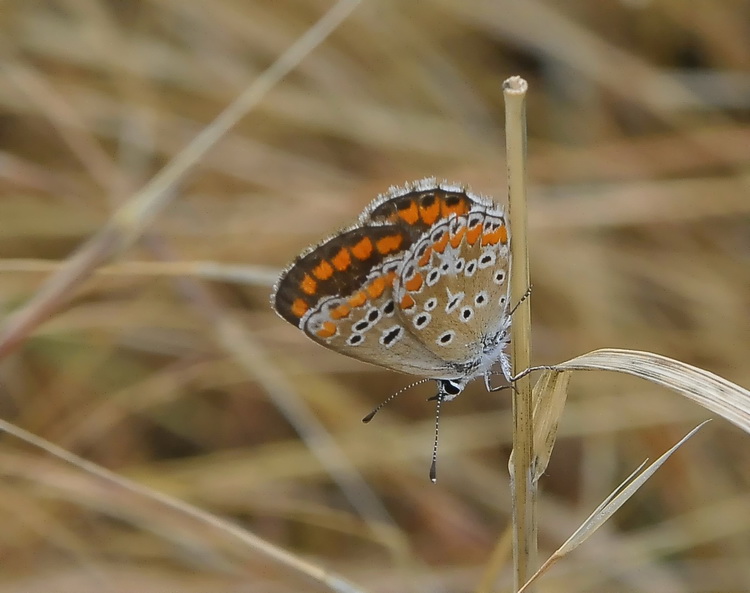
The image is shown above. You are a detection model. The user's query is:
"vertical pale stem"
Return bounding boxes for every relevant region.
[503,76,536,591]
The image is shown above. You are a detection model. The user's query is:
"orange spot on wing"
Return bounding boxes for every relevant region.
[400,294,415,310]
[312,259,334,280]
[332,248,351,271]
[301,274,317,295]
[433,232,450,254]
[441,197,469,218]
[331,304,350,320]
[376,234,403,254]
[420,201,440,225]
[397,201,419,225]
[449,226,466,248]
[349,291,367,308]
[404,272,423,292]
[418,245,432,266]
[366,275,387,299]
[466,223,482,245]
[316,321,336,338]
[351,237,374,260]
[481,225,508,246]
[291,298,309,318]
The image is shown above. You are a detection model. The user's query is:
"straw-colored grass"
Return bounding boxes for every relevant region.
[0,1,749,592]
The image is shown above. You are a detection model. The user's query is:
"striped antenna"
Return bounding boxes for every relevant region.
[362,378,432,423]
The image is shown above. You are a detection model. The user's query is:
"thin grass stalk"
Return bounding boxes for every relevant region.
[0,0,362,360]
[0,418,366,593]
[503,76,536,591]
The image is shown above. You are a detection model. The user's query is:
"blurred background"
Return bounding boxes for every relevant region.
[0,1,749,591]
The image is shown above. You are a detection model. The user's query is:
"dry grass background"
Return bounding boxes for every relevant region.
[0,1,749,591]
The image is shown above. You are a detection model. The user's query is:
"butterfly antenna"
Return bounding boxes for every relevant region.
[429,393,443,483]
[362,378,432,423]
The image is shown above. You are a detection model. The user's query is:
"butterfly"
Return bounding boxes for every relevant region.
[272,178,512,479]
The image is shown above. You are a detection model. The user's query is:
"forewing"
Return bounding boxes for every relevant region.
[272,225,453,377]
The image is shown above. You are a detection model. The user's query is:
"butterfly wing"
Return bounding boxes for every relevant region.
[272,178,510,379]
[392,207,511,366]
[272,224,455,377]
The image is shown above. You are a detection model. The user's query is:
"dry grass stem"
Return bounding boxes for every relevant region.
[0,258,280,286]
[503,76,537,590]
[0,418,365,593]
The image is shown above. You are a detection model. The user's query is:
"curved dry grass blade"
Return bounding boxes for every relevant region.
[531,370,572,482]
[554,349,750,434]
[0,417,365,593]
[518,421,709,593]
[508,370,571,481]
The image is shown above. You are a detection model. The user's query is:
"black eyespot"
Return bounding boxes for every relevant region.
[425,298,438,311]
[405,264,415,278]
[415,314,430,328]
[495,271,505,283]
[428,270,440,283]
[448,297,461,310]
[348,334,363,345]
[368,309,380,322]
[383,300,395,314]
[438,332,454,344]
[475,293,486,305]
[382,326,402,345]
[455,260,464,271]
[354,321,369,332]
[466,262,476,274]
[441,263,449,272]
[461,307,473,320]
[420,193,436,207]
[445,194,461,207]
[481,255,492,264]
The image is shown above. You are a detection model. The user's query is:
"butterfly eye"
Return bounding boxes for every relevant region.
[441,379,462,396]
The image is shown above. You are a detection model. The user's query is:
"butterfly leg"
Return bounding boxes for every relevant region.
[509,284,533,317]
